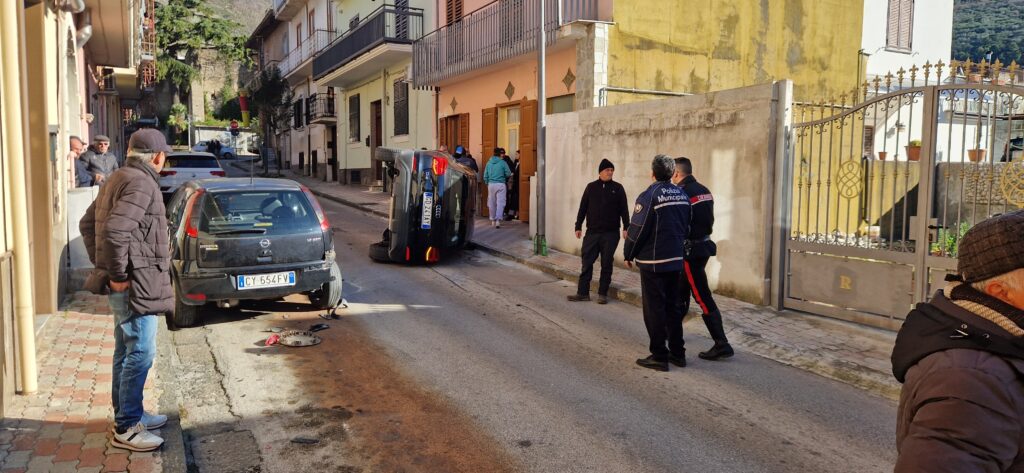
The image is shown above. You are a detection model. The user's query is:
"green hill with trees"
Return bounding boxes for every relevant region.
[953,0,1024,64]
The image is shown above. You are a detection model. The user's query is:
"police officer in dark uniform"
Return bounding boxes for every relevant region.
[672,157,734,360]
[624,155,691,372]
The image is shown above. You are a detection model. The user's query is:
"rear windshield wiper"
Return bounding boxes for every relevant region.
[209,229,267,235]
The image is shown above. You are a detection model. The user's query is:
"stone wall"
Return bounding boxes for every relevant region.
[545,83,780,304]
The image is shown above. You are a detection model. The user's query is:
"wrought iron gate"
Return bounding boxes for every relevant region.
[777,62,1024,330]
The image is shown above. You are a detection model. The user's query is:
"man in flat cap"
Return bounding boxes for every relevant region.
[892,210,1024,471]
[81,129,174,452]
[80,134,119,185]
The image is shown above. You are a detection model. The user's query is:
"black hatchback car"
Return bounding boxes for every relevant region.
[166,178,342,326]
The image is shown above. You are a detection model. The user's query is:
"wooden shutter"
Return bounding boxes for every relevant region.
[446,0,463,25]
[518,100,537,222]
[898,0,913,50]
[886,0,899,49]
[480,108,497,218]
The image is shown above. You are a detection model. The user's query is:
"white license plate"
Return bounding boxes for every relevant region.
[421,192,433,229]
[237,271,296,290]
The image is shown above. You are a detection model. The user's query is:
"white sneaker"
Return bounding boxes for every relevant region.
[495,221,501,229]
[112,422,164,452]
[110,412,167,433]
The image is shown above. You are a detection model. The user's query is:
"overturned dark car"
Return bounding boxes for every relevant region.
[369,148,477,264]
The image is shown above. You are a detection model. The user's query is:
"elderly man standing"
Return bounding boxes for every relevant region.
[568,159,629,304]
[67,135,92,188]
[624,155,690,372]
[80,134,119,185]
[80,129,174,452]
[892,210,1024,471]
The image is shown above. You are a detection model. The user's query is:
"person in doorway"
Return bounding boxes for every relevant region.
[80,135,119,186]
[500,148,515,220]
[507,150,521,220]
[624,155,691,371]
[568,158,629,304]
[80,129,174,452]
[453,145,478,173]
[68,135,92,188]
[671,157,734,360]
[484,147,512,228]
[892,210,1024,472]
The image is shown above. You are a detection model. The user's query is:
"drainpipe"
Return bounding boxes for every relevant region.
[1,0,39,393]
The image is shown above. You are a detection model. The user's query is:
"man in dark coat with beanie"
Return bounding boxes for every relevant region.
[892,210,1024,472]
[569,158,630,304]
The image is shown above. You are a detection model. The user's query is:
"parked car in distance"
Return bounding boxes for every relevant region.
[368,147,477,264]
[192,141,236,159]
[160,152,226,202]
[165,178,342,327]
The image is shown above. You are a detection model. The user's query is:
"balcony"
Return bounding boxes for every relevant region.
[279,29,337,83]
[306,93,337,125]
[412,0,601,87]
[313,5,424,88]
[274,0,303,21]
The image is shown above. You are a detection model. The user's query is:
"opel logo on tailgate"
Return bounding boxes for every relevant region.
[259,239,271,249]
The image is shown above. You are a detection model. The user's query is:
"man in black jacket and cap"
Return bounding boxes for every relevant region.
[569,158,630,304]
[891,210,1024,472]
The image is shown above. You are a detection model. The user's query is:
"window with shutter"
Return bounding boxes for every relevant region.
[348,95,361,142]
[393,80,409,136]
[446,0,463,25]
[886,0,913,52]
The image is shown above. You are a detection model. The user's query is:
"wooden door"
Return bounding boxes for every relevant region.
[480,107,497,218]
[518,99,537,222]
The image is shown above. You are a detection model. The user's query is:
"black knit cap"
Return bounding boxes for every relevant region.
[598,158,614,172]
[957,210,1024,283]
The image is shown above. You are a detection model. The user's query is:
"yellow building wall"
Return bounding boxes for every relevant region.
[606,0,865,105]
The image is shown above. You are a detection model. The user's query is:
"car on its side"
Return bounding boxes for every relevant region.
[160,152,226,202]
[368,148,477,264]
[166,178,342,327]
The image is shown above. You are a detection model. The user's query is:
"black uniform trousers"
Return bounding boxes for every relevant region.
[577,231,619,296]
[680,256,719,315]
[640,270,685,360]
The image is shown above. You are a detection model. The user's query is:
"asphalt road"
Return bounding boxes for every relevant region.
[169,175,898,473]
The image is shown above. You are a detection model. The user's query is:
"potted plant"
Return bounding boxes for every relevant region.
[878,151,888,161]
[968,127,986,162]
[905,140,922,162]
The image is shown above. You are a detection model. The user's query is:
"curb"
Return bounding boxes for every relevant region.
[312,186,901,400]
[156,322,188,473]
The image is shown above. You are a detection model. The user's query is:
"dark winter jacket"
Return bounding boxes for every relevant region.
[678,175,717,259]
[574,179,629,233]
[75,158,94,187]
[892,288,1024,472]
[80,147,119,182]
[80,156,173,315]
[623,181,690,272]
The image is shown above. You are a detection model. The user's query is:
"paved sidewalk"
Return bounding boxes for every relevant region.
[289,171,901,400]
[0,292,184,473]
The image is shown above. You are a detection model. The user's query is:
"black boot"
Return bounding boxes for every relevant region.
[699,311,734,360]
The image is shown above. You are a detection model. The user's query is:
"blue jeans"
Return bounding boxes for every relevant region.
[108,291,157,430]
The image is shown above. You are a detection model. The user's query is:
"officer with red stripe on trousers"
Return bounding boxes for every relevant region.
[671,157,734,360]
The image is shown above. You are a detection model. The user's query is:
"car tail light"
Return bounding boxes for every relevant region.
[300,186,331,231]
[160,170,177,177]
[183,189,205,238]
[425,247,440,263]
[210,170,226,177]
[432,157,447,176]
[405,247,410,261]
[184,293,206,302]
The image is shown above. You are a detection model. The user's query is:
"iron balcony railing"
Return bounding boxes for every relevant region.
[306,93,337,122]
[413,0,598,87]
[312,5,425,80]
[279,29,337,78]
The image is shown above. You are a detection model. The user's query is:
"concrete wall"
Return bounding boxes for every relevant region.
[605,0,865,104]
[861,0,953,78]
[546,83,779,304]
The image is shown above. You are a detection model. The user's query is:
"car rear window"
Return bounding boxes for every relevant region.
[167,156,220,169]
[197,190,320,236]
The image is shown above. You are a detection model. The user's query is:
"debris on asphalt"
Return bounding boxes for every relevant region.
[262,327,285,333]
[309,323,330,332]
[265,334,280,346]
[290,436,320,445]
[278,330,322,347]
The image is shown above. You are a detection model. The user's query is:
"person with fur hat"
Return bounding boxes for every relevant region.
[568,158,630,304]
[892,210,1024,471]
